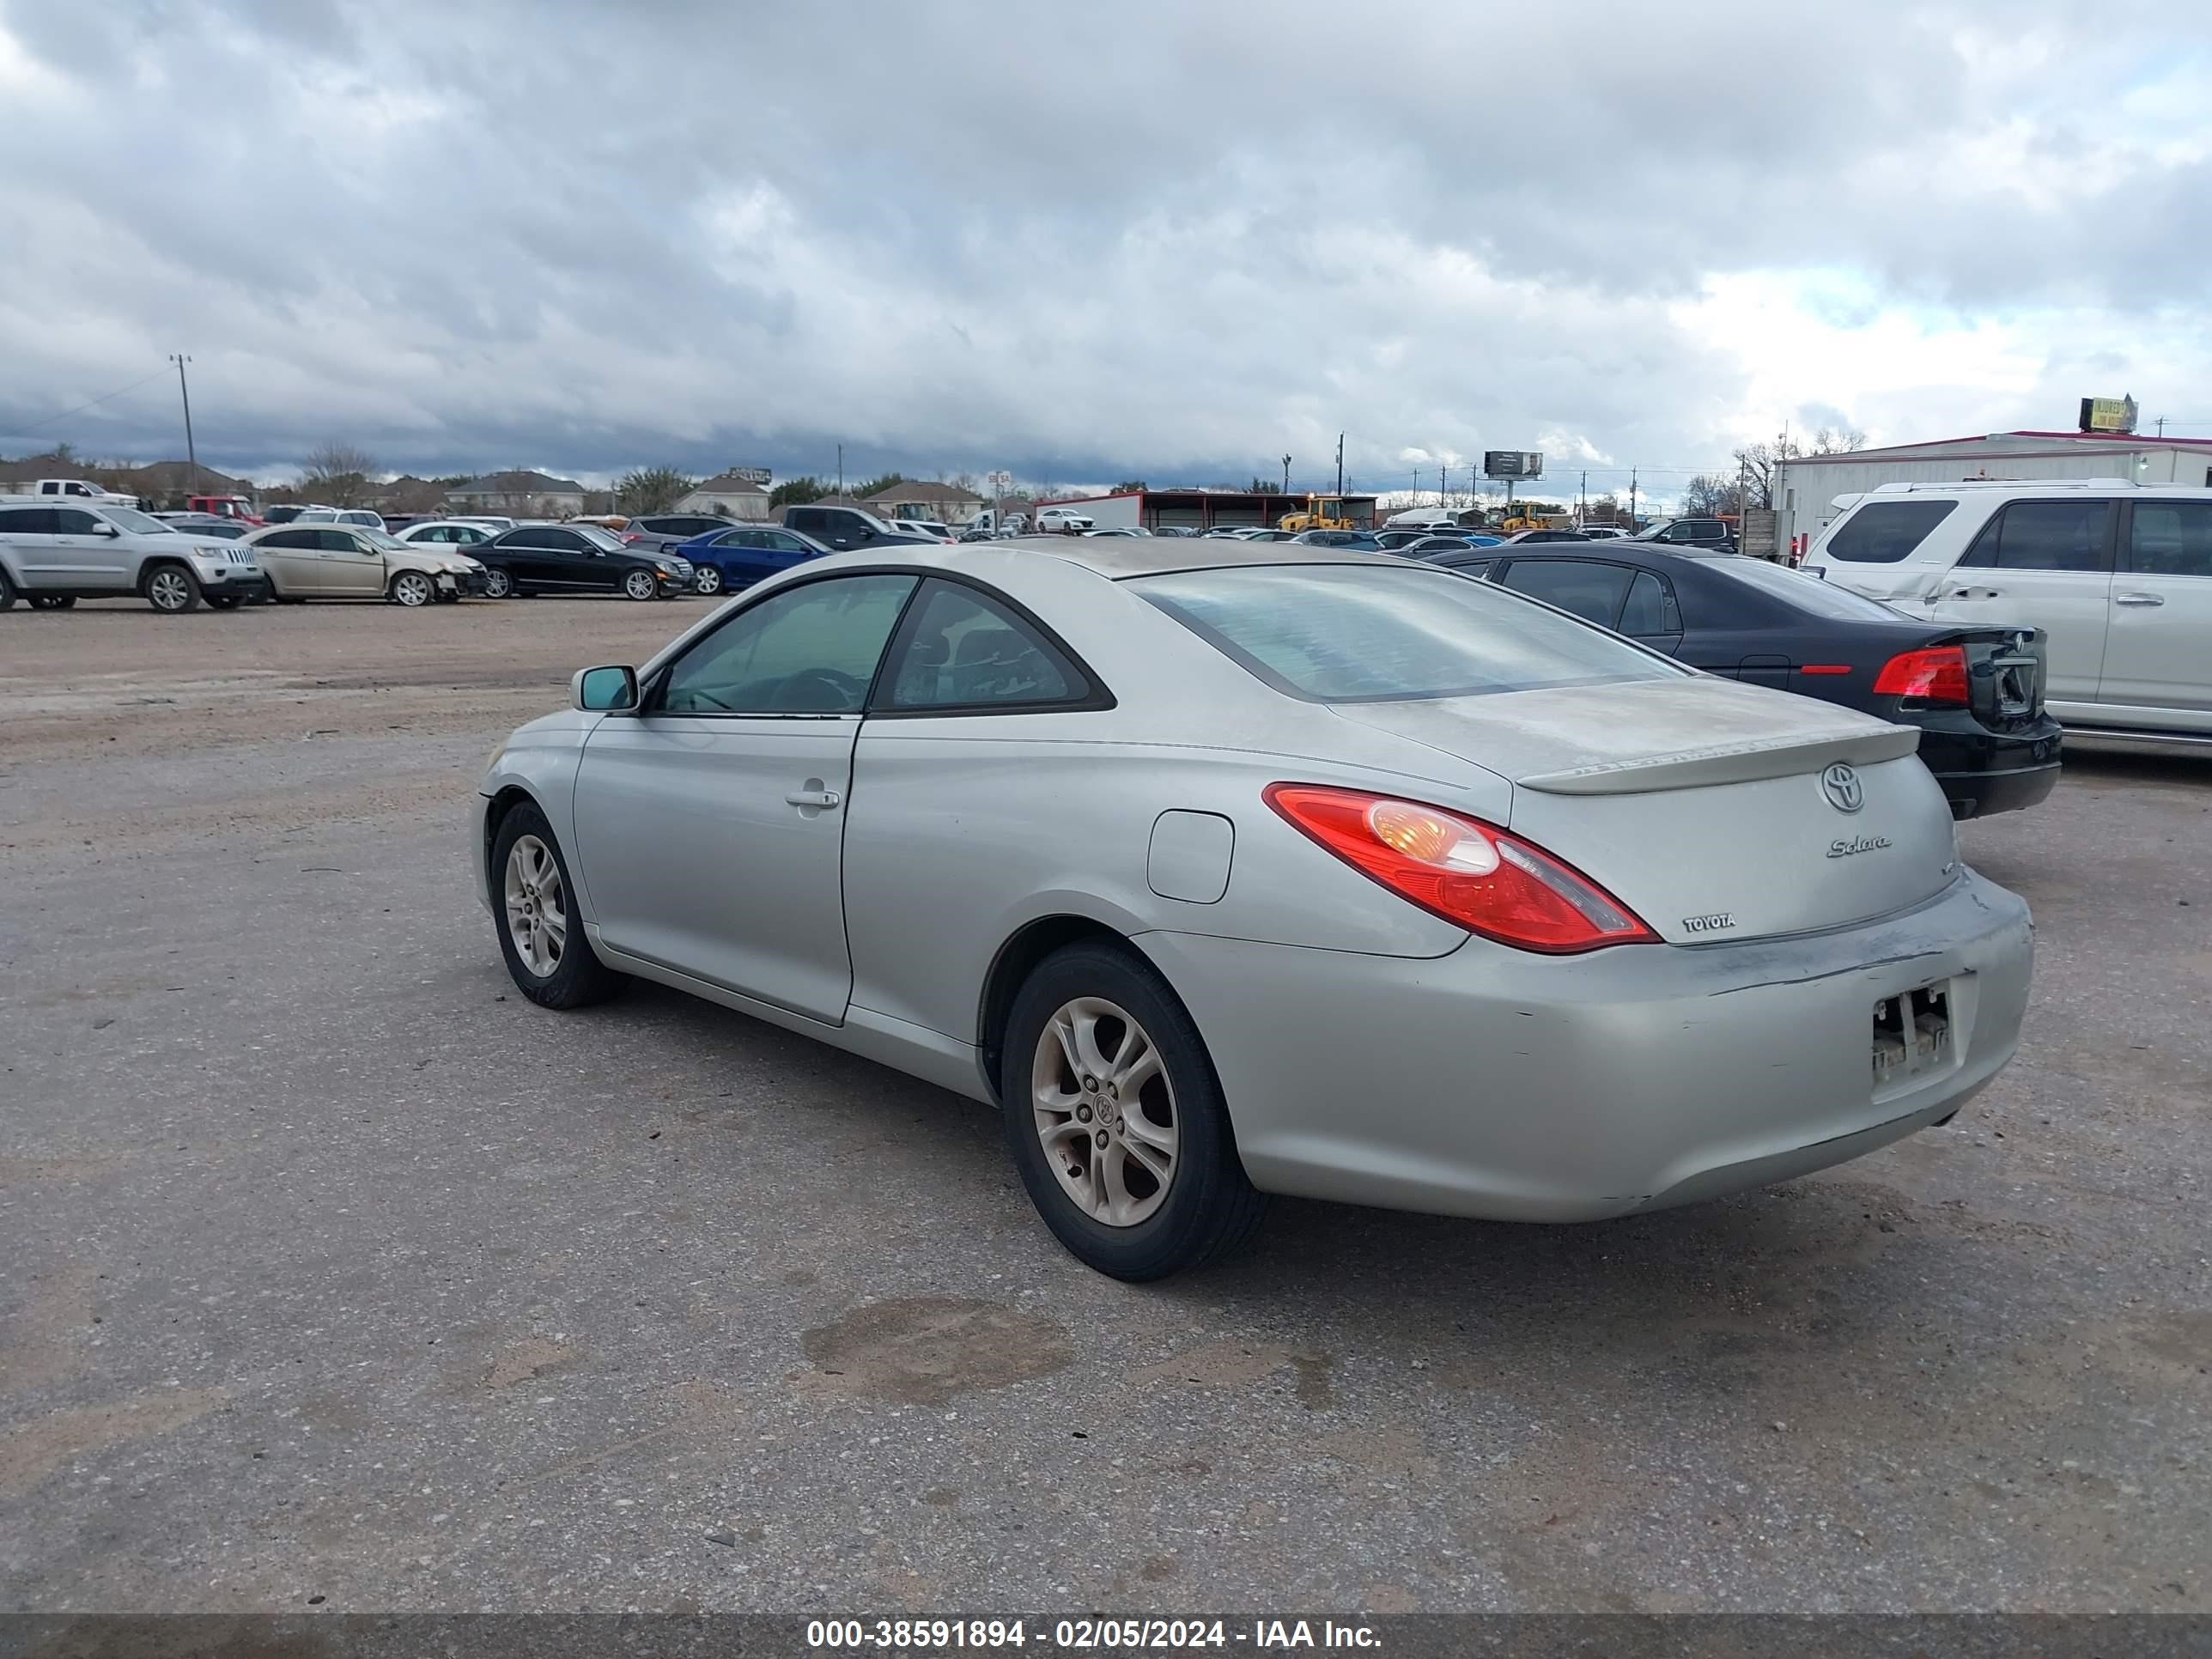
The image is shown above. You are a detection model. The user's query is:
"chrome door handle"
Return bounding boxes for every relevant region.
[2113,593,2165,606]
[785,788,842,809]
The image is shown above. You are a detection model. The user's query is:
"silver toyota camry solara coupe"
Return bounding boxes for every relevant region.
[473,539,2033,1279]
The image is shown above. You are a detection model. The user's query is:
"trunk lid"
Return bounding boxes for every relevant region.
[1329,678,1960,945]
[1945,627,2047,733]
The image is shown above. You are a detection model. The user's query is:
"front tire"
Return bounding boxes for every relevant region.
[491,804,629,1010]
[390,570,435,607]
[623,568,659,601]
[483,567,514,599]
[144,563,201,612]
[695,566,724,597]
[1000,942,1265,1281]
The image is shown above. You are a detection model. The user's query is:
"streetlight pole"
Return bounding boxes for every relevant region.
[1334,434,1344,498]
[169,354,197,491]
[1281,453,1291,494]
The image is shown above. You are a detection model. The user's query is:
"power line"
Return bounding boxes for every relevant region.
[5,364,176,439]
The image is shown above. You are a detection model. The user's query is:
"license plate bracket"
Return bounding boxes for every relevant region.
[1874,981,1953,1094]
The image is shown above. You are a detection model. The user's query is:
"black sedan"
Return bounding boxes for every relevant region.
[1422,542,2063,819]
[472,524,693,600]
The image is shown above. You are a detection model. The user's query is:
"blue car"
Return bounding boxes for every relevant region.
[673,524,836,596]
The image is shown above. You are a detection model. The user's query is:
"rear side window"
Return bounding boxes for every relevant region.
[882,580,1091,711]
[2128,502,2212,578]
[1132,564,1684,704]
[1618,570,1682,636]
[1498,560,1635,628]
[1823,500,1960,563]
[1959,501,2112,572]
[0,507,55,533]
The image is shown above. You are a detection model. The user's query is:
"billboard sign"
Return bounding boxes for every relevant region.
[2078,396,2138,434]
[731,466,773,484]
[1483,450,1544,480]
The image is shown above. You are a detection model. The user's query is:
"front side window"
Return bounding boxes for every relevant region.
[1823,500,1959,563]
[659,574,917,715]
[884,580,1089,710]
[1133,564,1685,704]
[55,508,104,535]
[2128,501,2212,578]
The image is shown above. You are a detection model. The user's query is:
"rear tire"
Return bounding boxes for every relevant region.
[491,803,629,1010]
[1000,941,1265,1281]
[144,563,201,612]
[0,569,15,610]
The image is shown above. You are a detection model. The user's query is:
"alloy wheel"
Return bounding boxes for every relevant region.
[1031,996,1179,1227]
[147,568,194,611]
[502,835,568,978]
[392,571,434,606]
[484,568,513,598]
[624,569,658,600]
[696,567,723,595]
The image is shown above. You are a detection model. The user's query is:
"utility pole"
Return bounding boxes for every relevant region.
[1334,433,1344,498]
[2156,416,2167,437]
[1280,453,1291,493]
[169,354,197,490]
[1578,470,1587,526]
[1438,464,1446,505]
[1629,469,1638,530]
[836,443,843,497]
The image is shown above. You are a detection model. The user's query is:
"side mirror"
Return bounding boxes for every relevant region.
[573,664,639,713]
[98,524,121,538]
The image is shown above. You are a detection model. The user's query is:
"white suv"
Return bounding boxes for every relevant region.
[1802,479,2211,742]
[0,501,267,612]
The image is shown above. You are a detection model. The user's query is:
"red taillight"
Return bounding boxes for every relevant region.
[1872,645,1969,705]
[621,532,641,544]
[1800,664,1851,676]
[1262,784,1657,954]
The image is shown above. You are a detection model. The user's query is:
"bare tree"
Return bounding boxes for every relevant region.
[1730,423,1867,510]
[616,465,695,515]
[301,441,378,507]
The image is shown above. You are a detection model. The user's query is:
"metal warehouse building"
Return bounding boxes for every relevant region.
[1774,430,2212,559]
[1034,487,1382,533]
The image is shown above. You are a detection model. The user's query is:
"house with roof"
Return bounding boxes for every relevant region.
[446,469,587,517]
[866,479,985,526]
[673,471,772,522]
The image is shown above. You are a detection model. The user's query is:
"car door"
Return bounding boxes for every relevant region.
[842,576,1111,1041]
[0,507,61,586]
[2102,501,2212,728]
[320,529,386,597]
[500,528,565,589]
[49,507,133,588]
[255,527,323,595]
[1934,499,2116,709]
[569,572,921,1018]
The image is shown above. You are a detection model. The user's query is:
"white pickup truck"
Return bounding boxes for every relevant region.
[0,477,143,510]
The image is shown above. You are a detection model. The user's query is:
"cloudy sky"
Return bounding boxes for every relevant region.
[2,0,2208,507]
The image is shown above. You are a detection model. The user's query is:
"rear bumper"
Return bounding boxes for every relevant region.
[1136,870,2033,1223]
[1918,718,2063,820]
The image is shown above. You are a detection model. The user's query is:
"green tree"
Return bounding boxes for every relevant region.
[769,476,830,509]
[616,465,695,514]
[1245,477,1280,495]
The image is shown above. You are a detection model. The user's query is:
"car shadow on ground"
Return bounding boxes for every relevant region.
[615,978,1957,1362]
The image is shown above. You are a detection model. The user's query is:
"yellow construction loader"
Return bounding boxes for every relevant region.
[1275,495,1355,534]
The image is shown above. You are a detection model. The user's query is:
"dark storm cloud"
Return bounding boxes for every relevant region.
[1,0,2205,495]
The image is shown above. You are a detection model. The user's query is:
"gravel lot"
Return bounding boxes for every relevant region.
[2,598,2208,1615]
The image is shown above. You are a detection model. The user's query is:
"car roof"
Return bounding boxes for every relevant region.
[962,535,1404,580]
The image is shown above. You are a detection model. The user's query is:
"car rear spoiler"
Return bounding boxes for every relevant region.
[1516,726,1922,796]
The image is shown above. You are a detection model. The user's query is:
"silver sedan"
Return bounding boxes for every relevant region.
[472,540,2033,1279]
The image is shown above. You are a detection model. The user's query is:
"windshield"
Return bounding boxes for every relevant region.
[1132,564,1687,703]
[104,508,169,534]
[1704,556,1907,620]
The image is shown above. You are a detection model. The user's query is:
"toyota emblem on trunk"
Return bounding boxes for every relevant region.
[1820,763,1864,813]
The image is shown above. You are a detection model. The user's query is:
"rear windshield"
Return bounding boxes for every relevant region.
[1702,556,1905,620]
[1130,564,1686,704]
[1822,500,1959,562]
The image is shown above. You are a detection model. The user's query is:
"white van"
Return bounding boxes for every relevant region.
[1802,478,2212,741]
